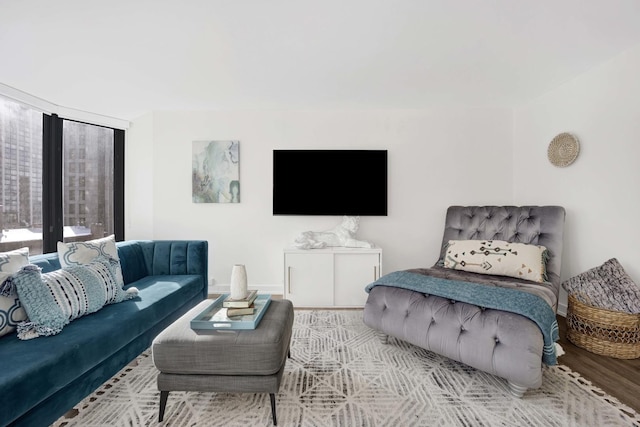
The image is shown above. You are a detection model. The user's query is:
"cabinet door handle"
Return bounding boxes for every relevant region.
[374,266,377,280]
[288,266,292,294]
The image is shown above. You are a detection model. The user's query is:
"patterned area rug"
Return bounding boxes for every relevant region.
[54,310,639,427]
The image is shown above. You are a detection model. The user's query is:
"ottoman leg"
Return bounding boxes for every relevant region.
[159,390,169,422]
[269,393,277,426]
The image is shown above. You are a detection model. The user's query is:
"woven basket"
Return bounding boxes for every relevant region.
[566,293,640,359]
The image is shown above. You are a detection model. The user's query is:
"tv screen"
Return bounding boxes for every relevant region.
[273,149,388,216]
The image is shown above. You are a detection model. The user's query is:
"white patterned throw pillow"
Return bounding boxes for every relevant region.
[57,234,124,287]
[443,239,549,283]
[0,247,30,337]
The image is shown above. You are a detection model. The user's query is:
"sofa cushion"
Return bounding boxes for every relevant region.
[28,252,61,273]
[116,241,150,285]
[58,234,125,288]
[0,273,204,425]
[0,247,30,337]
[116,241,209,291]
[13,257,137,339]
[443,239,549,283]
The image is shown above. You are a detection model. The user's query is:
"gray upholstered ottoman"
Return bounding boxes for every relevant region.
[152,298,294,425]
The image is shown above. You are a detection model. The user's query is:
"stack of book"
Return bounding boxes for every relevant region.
[223,289,258,316]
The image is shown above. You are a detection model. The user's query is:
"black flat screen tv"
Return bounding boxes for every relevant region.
[273,149,388,216]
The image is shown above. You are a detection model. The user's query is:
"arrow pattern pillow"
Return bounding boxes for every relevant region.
[443,239,549,283]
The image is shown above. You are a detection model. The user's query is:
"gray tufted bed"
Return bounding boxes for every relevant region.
[363,206,566,397]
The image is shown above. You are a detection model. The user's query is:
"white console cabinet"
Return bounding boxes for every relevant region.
[283,247,382,308]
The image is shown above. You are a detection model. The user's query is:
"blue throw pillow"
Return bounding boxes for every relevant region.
[12,256,138,340]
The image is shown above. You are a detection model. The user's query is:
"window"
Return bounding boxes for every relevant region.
[63,121,114,240]
[0,98,43,254]
[0,96,124,254]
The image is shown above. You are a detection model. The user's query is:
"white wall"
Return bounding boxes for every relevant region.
[126,108,513,292]
[127,40,640,310]
[514,44,640,313]
[125,112,154,239]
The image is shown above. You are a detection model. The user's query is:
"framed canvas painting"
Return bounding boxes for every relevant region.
[192,140,240,203]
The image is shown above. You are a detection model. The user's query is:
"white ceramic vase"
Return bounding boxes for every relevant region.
[230,264,248,300]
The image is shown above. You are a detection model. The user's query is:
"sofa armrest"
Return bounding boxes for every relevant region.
[117,240,209,299]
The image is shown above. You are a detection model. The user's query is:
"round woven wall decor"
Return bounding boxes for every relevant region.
[548,132,579,167]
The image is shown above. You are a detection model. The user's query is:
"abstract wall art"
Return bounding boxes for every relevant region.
[192,140,240,203]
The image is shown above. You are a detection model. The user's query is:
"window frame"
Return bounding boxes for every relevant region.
[42,113,124,253]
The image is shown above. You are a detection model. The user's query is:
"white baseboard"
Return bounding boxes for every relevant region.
[208,283,284,296]
[557,302,567,317]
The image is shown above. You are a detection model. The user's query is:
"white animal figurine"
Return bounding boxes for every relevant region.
[294,216,374,249]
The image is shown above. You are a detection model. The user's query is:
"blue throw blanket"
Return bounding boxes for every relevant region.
[365,271,559,365]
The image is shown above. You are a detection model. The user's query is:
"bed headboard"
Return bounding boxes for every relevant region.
[437,206,566,285]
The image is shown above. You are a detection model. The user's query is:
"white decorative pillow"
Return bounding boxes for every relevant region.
[57,234,124,288]
[443,239,549,283]
[0,247,30,337]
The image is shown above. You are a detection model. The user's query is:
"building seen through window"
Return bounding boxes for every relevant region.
[0,97,43,253]
[0,97,116,254]
[62,120,114,244]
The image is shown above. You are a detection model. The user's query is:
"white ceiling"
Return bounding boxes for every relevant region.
[1,0,640,120]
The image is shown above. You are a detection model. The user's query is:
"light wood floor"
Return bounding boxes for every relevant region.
[556,314,640,413]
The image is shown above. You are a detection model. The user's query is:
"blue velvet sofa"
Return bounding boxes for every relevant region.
[0,240,208,427]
